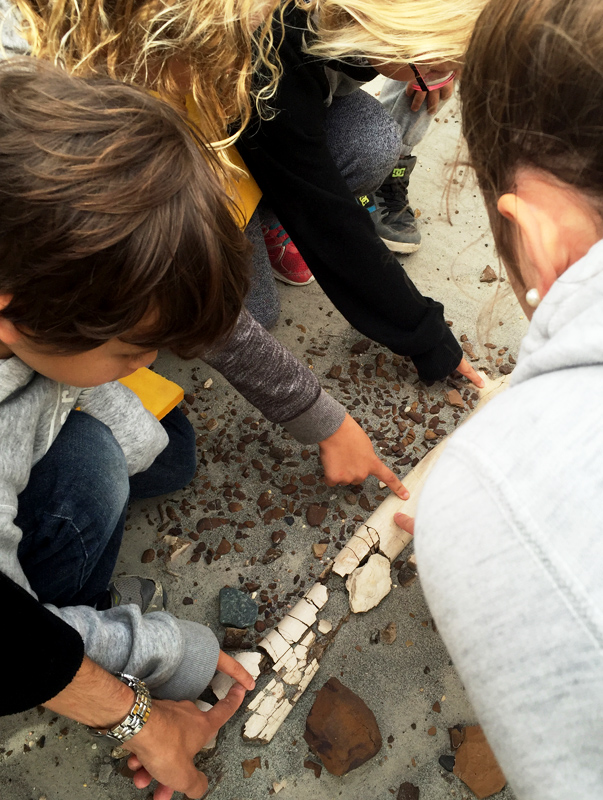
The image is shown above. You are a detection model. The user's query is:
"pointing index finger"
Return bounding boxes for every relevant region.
[372,460,410,500]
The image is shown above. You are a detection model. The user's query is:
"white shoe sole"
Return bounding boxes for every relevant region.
[272,268,315,286]
[380,237,422,254]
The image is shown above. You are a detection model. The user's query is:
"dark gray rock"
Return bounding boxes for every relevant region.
[219,587,258,628]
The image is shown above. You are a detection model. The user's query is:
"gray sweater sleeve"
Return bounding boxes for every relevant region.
[205,309,346,443]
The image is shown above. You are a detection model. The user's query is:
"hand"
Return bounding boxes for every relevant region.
[405,77,455,114]
[319,413,409,499]
[393,512,415,536]
[125,651,255,800]
[454,357,485,388]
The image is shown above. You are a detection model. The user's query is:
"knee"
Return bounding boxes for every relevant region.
[246,293,281,330]
[161,407,197,488]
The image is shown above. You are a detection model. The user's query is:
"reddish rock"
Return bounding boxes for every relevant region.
[397,783,420,800]
[306,504,328,527]
[241,756,261,778]
[453,725,506,799]
[216,538,231,556]
[304,677,382,776]
[447,389,465,409]
[304,759,322,779]
[141,549,155,564]
[480,265,498,283]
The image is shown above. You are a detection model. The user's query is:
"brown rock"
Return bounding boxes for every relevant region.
[257,491,272,510]
[228,502,243,513]
[222,627,246,650]
[306,504,328,527]
[453,725,506,799]
[427,726,437,736]
[242,756,261,778]
[499,364,514,375]
[304,759,322,779]
[380,622,397,644]
[447,389,465,409]
[327,365,342,379]
[304,677,382,776]
[261,547,283,564]
[432,701,441,713]
[313,542,328,559]
[424,430,437,441]
[480,265,498,283]
[141,549,155,564]
[351,338,372,354]
[216,538,231,556]
[271,530,287,544]
[397,783,420,800]
[449,725,465,750]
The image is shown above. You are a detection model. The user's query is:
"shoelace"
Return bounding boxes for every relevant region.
[376,178,410,222]
[265,223,292,247]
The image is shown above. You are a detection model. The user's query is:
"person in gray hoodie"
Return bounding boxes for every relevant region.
[393,0,603,797]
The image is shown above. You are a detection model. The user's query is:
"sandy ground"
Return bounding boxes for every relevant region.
[0,94,528,800]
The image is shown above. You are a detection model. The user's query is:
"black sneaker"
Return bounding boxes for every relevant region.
[359,155,421,254]
[108,576,167,613]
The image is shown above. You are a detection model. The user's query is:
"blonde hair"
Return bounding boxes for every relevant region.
[13,0,284,148]
[301,0,487,66]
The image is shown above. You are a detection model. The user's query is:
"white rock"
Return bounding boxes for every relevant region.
[273,779,287,793]
[317,619,332,634]
[346,553,392,613]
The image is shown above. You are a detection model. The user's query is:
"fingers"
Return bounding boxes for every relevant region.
[454,358,485,388]
[371,460,409,500]
[426,90,440,114]
[393,512,415,536]
[216,651,256,690]
[204,682,247,731]
[410,89,427,112]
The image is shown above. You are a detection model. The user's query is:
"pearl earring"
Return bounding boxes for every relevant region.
[525,288,541,308]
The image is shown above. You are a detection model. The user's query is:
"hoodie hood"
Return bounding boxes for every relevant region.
[0,356,36,403]
[511,239,603,387]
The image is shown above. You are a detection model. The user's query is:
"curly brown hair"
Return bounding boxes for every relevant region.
[0,59,251,356]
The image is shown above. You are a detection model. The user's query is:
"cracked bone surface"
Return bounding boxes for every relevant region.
[333,372,509,577]
[210,651,262,701]
[346,553,393,613]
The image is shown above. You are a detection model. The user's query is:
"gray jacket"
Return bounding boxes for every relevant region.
[0,310,345,701]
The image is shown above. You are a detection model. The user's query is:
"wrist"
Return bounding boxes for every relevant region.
[90,673,152,743]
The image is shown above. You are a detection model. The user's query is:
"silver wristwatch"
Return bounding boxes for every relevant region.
[90,672,152,743]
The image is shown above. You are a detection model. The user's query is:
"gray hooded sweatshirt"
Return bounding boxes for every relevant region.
[0,308,345,701]
[415,239,603,799]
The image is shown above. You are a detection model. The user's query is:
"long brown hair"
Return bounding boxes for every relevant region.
[0,59,251,356]
[460,0,603,288]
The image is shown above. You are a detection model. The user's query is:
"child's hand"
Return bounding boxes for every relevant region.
[455,357,485,388]
[319,413,410,499]
[406,76,456,114]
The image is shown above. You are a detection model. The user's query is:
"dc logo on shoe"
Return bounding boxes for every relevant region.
[392,167,407,178]
[358,195,370,206]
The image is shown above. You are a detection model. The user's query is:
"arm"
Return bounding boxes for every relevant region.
[237,25,463,382]
[44,652,255,800]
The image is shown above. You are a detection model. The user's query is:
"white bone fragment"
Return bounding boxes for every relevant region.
[346,553,392,613]
[243,696,293,743]
[287,598,318,627]
[273,780,287,794]
[272,648,298,674]
[210,651,261,700]
[304,583,328,609]
[293,659,320,700]
[161,534,179,547]
[282,665,303,685]
[293,643,308,661]
[317,619,332,634]
[247,678,279,712]
[332,524,379,577]
[258,629,291,662]
[168,541,191,561]
[300,630,316,648]
[195,701,218,750]
[276,614,309,644]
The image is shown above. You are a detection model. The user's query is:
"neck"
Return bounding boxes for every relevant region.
[0,341,13,359]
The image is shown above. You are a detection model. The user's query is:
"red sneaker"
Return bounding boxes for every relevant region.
[262,223,314,286]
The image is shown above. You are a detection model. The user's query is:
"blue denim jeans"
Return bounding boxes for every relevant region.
[16,406,196,608]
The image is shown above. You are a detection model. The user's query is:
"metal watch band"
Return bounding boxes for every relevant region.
[90,672,152,743]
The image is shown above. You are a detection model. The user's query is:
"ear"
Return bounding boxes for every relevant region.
[0,294,21,346]
[497,192,561,296]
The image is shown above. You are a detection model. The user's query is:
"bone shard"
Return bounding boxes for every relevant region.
[210,651,262,700]
[346,554,392,613]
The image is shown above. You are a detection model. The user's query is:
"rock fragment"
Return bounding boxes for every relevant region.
[480,265,498,283]
[447,389,465,409]
[313,543,328,559]
[380,621,397,644]
[140,549,155,564]
[219,587,258,628]
[453,725,506,799]
[241,756,261,778]
[304,677,382,776]
[304,759,322,779]
[397,782,420,800]
[306,505,328,527]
